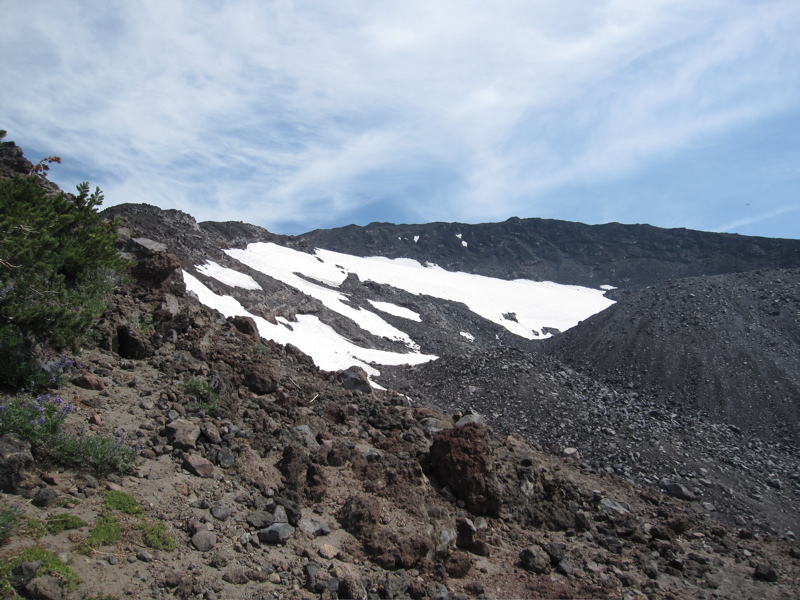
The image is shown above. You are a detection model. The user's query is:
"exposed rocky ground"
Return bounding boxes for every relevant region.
[294,218,800,288]
[543,268,800,443]
[379,347,800,537]
[2,252,799,600]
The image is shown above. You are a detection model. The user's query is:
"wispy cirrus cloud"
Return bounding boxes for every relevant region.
[2,0,799,238]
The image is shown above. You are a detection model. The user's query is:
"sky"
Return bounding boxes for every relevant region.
[2,0,799,239]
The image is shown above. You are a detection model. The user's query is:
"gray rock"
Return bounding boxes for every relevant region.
[222,567,249,585]
[166,419,201,450]
[246,510,274,529]
[557,558,575,576]
[520,546,550,574]
[201,422,222,444]
[0,434,33,493]
[602,536,623,554]
[298,518,330,538]
[136,550,154,562]
[24,575,63,600]
[600,497,630,514]
[215,448,236,468]
[191,530,217,552]
[338,367,372,394]
[456,517,476,548]
[542,542,566,565]
[753,563,779,582]
[272,505,288,524]
[664,482,697,501]
[427,581,449,600]
[257,523,295,544]
[289,425,320,452]
[32,487,58,508]
[210,504,230,521]
[10,560,42,591]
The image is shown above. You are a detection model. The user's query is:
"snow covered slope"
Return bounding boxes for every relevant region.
[184,241,615,383]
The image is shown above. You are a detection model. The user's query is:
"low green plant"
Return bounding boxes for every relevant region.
[44,513,87,535]
[137,521,176,551]
[0,546,81,597]
[46,432,138,474]
[253,343,270,355]
[20,518,46,539]
[0,393,74,444]
[0,504,23,545]
[0,393,137,474]
[104,490,142,515]
[183,377,220,414]
[77,515,121,554]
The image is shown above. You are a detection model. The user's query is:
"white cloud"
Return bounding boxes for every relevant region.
[2,0,799,236]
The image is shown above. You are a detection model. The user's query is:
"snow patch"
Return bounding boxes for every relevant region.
[461,240,468,247]
[600,284,617,291]
[224,244,420,350]
[225,242,614,341]
[368,300,422,322]
[413,235,420,243]
[460,331,475,342]
[196,261,262,290]
[182,271,436,385]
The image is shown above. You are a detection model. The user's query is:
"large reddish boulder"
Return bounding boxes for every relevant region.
[427,423,502,517]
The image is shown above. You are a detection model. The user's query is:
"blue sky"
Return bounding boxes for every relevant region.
[2,1,799,239]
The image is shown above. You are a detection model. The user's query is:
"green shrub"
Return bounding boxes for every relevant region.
[0,393,73,445]
[0,394,137,474]
[0,504,23,545]
[104,490,142,515]
[183,377,220,414]
[0,140,129,392]
[0,174,127,353]
[44,513,87,535]
[77,515,121,554]
[46,432,138,474]
[137,521,176,551]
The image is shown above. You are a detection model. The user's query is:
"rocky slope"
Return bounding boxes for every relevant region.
[294,218,800,289]
[542,268,800,442]
[3,251,799,600]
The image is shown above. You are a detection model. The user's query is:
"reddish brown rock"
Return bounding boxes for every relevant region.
[72,373,105,391]
[427,423,502,517]
[229,315,260,340]
[244,360,280,394]
[182,454,214,478]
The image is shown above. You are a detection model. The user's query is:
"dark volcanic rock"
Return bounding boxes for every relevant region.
[544,268,800,440]
[426,423,502,517]
[296,217,800,288]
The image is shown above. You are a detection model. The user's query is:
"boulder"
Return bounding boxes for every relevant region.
[24,575,63,600]
[0,433,33,493]
[182,455,214,478]
[520,546,550,574]
[258,523,295,544]
[166,419,201,450]
[427,423,502,516]
[191,530,217,552]
[338,367,372,394]
[229,315,260,340]
[71,373,105,391]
